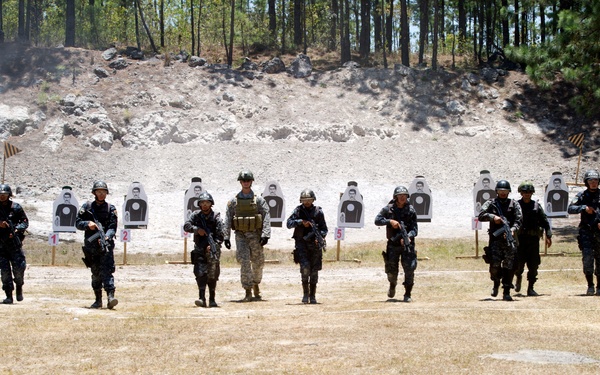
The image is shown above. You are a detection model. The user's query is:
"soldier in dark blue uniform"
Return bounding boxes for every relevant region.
[184,192,224,308]
[76,181,119,309]
[375,186,418,302]
[0,184,28,304]
[287,189,328,304]
[568,170,600,295]
[478,180,522,301]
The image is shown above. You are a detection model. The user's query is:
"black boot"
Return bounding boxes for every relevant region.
[15,285,23,302]
[253,284,262,300]
[90,289,102,309]
[302,282,309,304]
[491,279,500,297]
[209,287,217,308]
[586,274,595,296]
[309,283,317,304]
[107,290,119,309]
[242,288,253,302]
[387,283,396,298]
[515,275,522,293]
[502,286,513,301]
[527,280,539,297]
[195,288,206,307]
[403,284,413,302]
[3,290,13,304]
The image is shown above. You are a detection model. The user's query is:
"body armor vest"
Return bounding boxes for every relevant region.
[233,196,263,232]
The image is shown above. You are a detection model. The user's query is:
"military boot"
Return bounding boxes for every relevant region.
[3,290,13,304]
[403,284,413,303]
[491,279,500,297]
[309,283,317,304]
[15,285,23,302]
[195,288,206,307]
[586,274,595,296]
[208,288,218,308]
[242,288,253,302]
[107,290,119,309]
[387,283,396,298]
[302,283,309,304]
[502,287,513,301]
[90,289,102,309]
[514,275,522,293]
[527,280,539,297]
[253,284,262,300]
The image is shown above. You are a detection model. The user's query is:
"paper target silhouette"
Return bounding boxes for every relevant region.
[408,176,432,222]
[337,181,364,228]
[262,181,285,228]
[123,181,149,228]
[544,172,569,218]
[473,170,497,216]
[52,186,79,233]
[183,177,203,221]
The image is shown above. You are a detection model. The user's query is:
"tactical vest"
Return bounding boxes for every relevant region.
[233,196,263,232]
[519,200,541,236]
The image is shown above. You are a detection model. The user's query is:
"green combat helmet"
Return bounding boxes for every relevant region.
[237,170,254,181]
[517,181,535,193]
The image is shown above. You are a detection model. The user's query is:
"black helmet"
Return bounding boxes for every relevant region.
[0,184,13,197]
[517,181,535,193]
[495,180,511,192]
[393,185,410,198]
[91,180,109,194]
[584,170,599,187]
[299,189,316,202]
[237,170,254,181]
[197,192,214,205]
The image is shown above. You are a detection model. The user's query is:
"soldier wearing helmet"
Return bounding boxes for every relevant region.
[184,191,224,308]
[568,169,600,295]
[223,170,271,302]
[514,181,552,297]
[75,181,119,309]
[375,185,418,302]
[286,189,328,304]
[478,179,523,301]
[0,184,29,304]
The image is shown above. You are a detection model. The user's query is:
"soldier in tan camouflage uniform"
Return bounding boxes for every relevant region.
[223,170,271,302]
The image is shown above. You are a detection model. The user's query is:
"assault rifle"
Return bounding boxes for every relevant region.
[301,207,326,252]
[1,218,22,249]
[199,215,219,260]
[86,220,110,254]
[391,221,414,253]
[492,215,517,250]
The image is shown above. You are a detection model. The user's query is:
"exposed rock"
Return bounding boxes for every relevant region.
[108,58,128,70]
[289,54,312,78]
[101,47,117,61]
[262,57,286,74]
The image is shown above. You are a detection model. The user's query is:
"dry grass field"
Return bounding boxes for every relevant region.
[1,239,600,374]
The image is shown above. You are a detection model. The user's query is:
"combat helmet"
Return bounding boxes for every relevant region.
[495,180,511,192]
[299,189,316,202]
[583,170,600,188]
[517,181,535,193]
[91,180,109,194]
[237,170,254,181]
[197,192,214,205]
[0,184,13,197]
[393,185,410,198]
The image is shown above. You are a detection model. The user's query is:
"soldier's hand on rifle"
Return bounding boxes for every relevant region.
[492,215,503,224]
[302,220,312,227]
[390,220,400,229]
[0,221,7,229]
[196,228,207,236]
[585,206,596,215]
[88,221,98,230]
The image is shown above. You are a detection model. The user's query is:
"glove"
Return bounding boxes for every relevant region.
[260,237,269,246]
[224,240,231,249]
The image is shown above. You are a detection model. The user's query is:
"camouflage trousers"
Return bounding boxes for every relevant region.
[515,234,541,282]
[235,231,264,290]
[577,229,600,277]
[0,244,26,292]
[193,244,221,282]
[384,242,417,286]
[488,238,517,289]
[295,239,322,284]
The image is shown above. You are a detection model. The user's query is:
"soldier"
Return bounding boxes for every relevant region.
[75,181,119,309]
[567,170,600,295]
[514,181,552,296]
[375,186,418,302]
[184,192,224,307]
[286,189,328,304]
[478,180,522,301]
[223,170,271,302]
[0,184,28,304]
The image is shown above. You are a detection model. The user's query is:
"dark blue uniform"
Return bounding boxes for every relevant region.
[0,200,28,300]
[287,204,328,284]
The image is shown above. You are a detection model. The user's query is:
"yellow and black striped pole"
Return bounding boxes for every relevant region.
[568,132,585,184]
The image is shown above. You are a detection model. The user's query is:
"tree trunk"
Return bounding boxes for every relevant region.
[281,0,286,53]
[373,0,381,52]
[136,0,158,53]
[160,0,165,48]
[340,0,351,64]
[191,0,195,55]
[358,0,370,58]
[65,0,76,47]
[0,0,4,43]
[540,3,545,43]
[268,0,276,40]
[294,0,303,46]
[501,0,509,46]
[432,0,439,70]
[228,0,235,66]
[329,0,337,51]
[457,0,466,46]
[25,0,31,42]
[18,0,25,41]
[385,0,392,53]
[400,0,409,66]
[514,0,520,47]
[197,0,202,54]
[418,0,429,65]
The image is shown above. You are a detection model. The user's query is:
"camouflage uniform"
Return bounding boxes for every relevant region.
[223,191,271,293]
[478,197,522,297]
[375,200,418,298]
[75,200,118,295]
[567,188,600,292]
[515,199,551,293]
[184,209,224,306]
[0,200,28,302]
[287,203,328,303]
